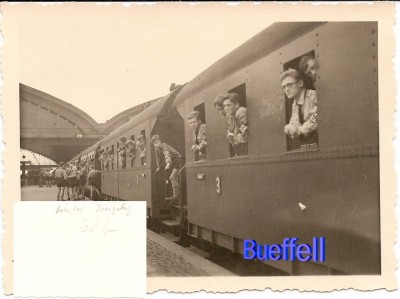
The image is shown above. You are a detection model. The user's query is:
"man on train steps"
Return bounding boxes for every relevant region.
[151,135,182,204]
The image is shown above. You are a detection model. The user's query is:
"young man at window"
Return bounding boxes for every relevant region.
[223,93,248,155]
[299,55,317,90]
[151,135,182,204]
[282,68,318,139]
[187,110,207,161]
[118,136,127,169]
[126,140,136,159]
[213,94,228,117]
[136,135,146,160]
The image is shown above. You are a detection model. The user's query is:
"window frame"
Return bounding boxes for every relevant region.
[282,50,319,153]
[227,83,248,158]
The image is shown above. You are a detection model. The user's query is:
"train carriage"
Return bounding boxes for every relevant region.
[173,22,380,275]
[99,86,185,219]
[70,21,380,276]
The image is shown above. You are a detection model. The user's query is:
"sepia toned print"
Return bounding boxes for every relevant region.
[1,3,397,295]
[18,20,382,276]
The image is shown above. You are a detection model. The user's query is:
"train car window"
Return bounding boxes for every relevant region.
[120,137,128,169]
[283,51,318,152]
[99,153,103,171]
[284,50,316,90]
[140,130,146,166]
[101,148,106,171]
[194,103,206,124]
[111,145,114,169]
[130,135,135,167]
[104,147,108,170]
[117,142,120,169]
[191,103,207,161]
[227,83,248,157]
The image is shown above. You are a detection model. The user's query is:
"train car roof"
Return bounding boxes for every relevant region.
[101,86,184,145]
[174,22,326,106]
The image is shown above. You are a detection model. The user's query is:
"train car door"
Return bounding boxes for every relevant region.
[151,106,186,218]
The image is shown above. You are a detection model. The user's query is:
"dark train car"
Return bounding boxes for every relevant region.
[80,140,102,167]
[173,22,379,275]
[99,86,185,219]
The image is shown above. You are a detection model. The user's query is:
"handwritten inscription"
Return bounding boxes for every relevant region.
[55,203,84,215]
[96,203,131,217]
[55,202,131,234]
[81,217,118,234]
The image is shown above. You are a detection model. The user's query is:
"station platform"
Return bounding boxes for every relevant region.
[147,229,235,277]
[21,185,91,201]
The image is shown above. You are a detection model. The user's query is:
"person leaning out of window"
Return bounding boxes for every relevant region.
[223,93,248,146]
[213,94,227,117]
[282,68,318,139]
[299,55,318,90]
[187,110,207,160]
[151,135,182,204]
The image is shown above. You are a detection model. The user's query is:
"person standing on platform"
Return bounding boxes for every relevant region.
[54,162,66,201]
[66,162,78,200]
[79,162,87,200]
[88,165,101,200]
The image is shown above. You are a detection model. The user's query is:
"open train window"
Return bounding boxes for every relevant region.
[284,50,316,90]
[192,103,206,161]
[130,135,135,167]
[116,142,119,169]
[194,103,205,124]
[283,51,318,152]
[140,130,146,166]
[111,145,114,169]
[104,147,108,170]
[227,83,248,157]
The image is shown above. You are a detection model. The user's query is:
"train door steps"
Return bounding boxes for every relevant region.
[147,229,236,276]
[171,203,187,210]
[161,218,181,228]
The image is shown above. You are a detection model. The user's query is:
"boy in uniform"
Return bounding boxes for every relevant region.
[186,110,207,161]
[54,162,66,201]
[151,135,181,204]
[66,162,78,200]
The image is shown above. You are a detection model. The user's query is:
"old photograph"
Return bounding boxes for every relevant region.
[19,20,381,275]
[1,2,397,296]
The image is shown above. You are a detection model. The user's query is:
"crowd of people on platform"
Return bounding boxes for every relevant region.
[52,160,100,201]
